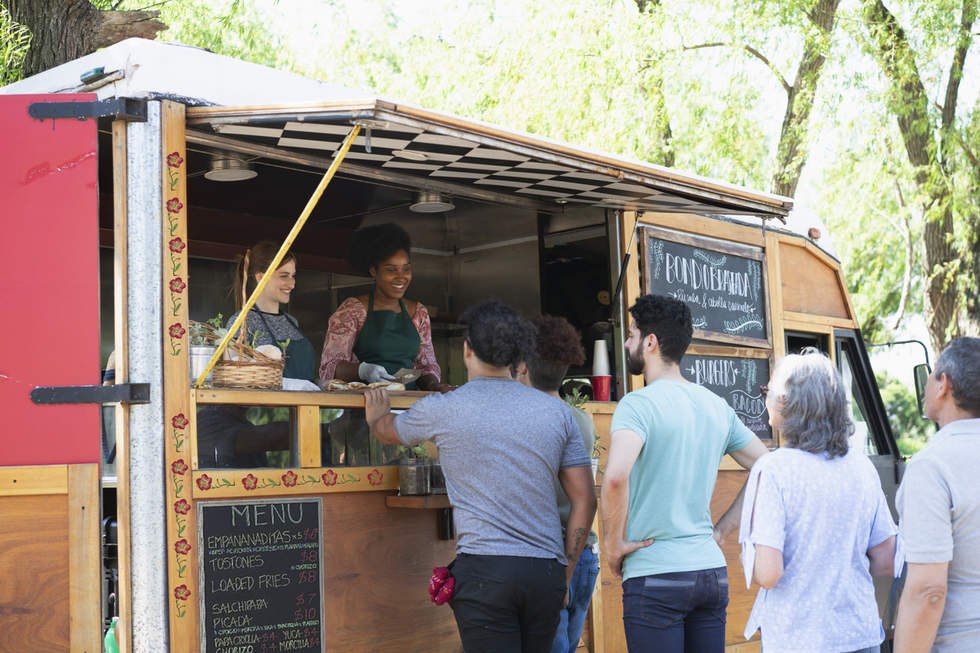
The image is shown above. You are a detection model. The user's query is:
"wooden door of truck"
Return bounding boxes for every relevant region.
[0,93,102,652]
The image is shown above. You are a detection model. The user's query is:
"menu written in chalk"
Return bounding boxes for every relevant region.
[199,498,324,653]
[643,227,768,345]
[680,353,772,439]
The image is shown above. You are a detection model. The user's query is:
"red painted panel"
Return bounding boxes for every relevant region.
[0,94,100,465]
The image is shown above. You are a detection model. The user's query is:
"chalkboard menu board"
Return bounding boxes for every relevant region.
[642,226,769,347]
[680,352,772,439]
[198,498,324,653]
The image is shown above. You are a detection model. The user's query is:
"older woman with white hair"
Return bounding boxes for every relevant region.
[740,348,897,653]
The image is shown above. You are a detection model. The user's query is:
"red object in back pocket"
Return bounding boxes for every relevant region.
[429,566,455,604]
[433,576,455,605]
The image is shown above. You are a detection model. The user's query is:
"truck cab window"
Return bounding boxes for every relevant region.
[786,331,828,355]
[838,347,876,455]
[835,332,896,458]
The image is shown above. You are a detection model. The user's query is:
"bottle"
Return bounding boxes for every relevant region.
[104,616,119,653]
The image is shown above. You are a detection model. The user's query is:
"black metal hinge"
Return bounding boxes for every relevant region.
[28,98,147,123]
[31,383,151,405]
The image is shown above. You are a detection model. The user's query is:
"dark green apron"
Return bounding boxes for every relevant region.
[253,310,318,383]
[353,292,421,389]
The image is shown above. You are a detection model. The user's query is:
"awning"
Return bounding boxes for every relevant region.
[187,100,791,220]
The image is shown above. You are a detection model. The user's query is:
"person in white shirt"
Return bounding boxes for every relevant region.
[895,337,980,653]
[741,348,896,653]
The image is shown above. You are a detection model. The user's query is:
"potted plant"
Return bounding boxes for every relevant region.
[188,314,226,384]
[396,443,431,496]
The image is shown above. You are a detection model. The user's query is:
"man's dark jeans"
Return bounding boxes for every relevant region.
[622,566,729,653]
[449,554,567,653]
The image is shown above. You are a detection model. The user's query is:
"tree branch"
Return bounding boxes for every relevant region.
[683,41,792,93]
[891,178,915,330]
[941,0,976,133]
[770,0,841,197]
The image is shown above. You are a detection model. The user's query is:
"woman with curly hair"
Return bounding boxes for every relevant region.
[740,348,896,653]
[319,223,442,390]
[518,315,599,653]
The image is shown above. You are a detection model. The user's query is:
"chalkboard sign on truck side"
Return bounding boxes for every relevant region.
[199,498,324,653]
[680,346,772,440]
[641,225,770,348]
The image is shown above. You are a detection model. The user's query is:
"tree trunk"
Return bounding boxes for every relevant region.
[770,0,841,198]
[861,0,973,351]
[2,0,165,78]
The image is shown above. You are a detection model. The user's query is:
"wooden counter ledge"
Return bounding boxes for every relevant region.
[193,387,430,409]
[386,494,451,509]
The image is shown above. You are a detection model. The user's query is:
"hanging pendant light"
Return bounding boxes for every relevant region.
[409,190,455,213]
[204,154,258,182]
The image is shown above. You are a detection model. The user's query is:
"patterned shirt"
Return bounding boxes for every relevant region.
[742,447,897,652]
[318,297,440,382]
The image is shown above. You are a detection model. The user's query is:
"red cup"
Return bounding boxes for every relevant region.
[591,375,611,402]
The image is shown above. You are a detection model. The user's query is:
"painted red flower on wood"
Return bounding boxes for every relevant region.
[169,237,186,253]
[368,469,383,486]
[174,539,191,555]
[171,459,188,475]
[242,473,258,490]
[167,152,184,168]
[196,474,212,491]
[172,413,189,430]
[282,470,298,487]
[169,323,185,339]
[166,198,183,214]
[321,470,338,487]
[174,499,190,514]
[174,585,191,601]
[169,277,186,294]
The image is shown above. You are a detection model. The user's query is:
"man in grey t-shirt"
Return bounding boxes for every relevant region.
[365,301,596,653]
[895,337,980,652]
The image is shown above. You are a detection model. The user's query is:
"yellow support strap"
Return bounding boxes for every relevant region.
[194,124,362,387]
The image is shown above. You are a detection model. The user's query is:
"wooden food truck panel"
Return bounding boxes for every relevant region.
[319,492,460,651]
[0,464,101,653]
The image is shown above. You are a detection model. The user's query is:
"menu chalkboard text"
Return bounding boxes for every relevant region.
[680,351,772,439]
[642,226,769,347]
[199,498,324,653]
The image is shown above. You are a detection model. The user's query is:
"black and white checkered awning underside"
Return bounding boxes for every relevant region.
[187,106,790,219]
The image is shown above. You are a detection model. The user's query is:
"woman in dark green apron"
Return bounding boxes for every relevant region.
[226,241,318,383]
[319,223,443,391]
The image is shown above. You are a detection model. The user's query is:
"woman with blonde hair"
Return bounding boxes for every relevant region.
[740,348,897,653]
[225,241,317,383]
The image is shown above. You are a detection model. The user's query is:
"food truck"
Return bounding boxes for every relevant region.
[0,39,905,653]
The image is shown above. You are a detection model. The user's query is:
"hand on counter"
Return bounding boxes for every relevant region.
[365,388,401,445]
[359,362,395,384]
[364,388,391,425]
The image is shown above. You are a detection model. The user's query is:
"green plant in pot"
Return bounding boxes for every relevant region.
[189,314,226,384]
[396,443,432,496]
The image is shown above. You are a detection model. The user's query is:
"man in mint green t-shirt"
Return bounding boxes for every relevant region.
[601,294,768,653]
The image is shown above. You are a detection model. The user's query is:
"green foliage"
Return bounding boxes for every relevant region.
[563,387,588,409]
[396,443,429,460]
[110,0,298,72]
[875,372,934,455]
[0,4,30,85]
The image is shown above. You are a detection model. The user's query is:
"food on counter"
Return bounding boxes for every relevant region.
[369,381,405,391]
[324,379,405,392]
[255,344,283,360]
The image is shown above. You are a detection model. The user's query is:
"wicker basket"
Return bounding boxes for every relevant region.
[213,356,284,389]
